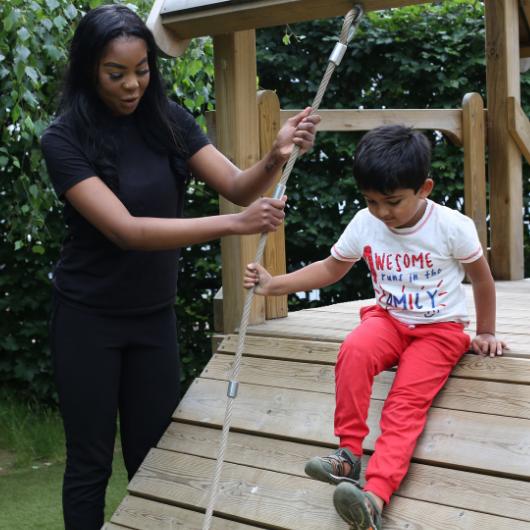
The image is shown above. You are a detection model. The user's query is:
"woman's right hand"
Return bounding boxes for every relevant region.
[233,196,286,235]
[244,262,272,295]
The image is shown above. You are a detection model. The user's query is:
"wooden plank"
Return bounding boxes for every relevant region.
[130,449,346,529]
[250,308,530,340]
[521,45,530,57]
[158,423,530,522]
[485,0,524,279]
[159,0,430,41]
[381,497,530,530]
[175,378,530,478]
[129,449,527,530]
[462,93,487,254]
[507,96,530,164]
[258,90,288,319]
[130,449,530,530]
[146,0,190,56]
[519,6,530,46]
[245,312,530,358]
[110,495,259,529]
[520,0,530,40]
[218,334,530,384]
[203,354,530,419]
[214,31,265,332]
[206,107,468,145]
[280,108,464,145]
[218,334,340,363]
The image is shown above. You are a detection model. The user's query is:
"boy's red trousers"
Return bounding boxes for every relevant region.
[335,305,470,504]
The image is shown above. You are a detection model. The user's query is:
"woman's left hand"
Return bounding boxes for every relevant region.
[273,107,321,159]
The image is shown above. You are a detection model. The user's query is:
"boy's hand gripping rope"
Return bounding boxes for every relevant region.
[202,6,364,529]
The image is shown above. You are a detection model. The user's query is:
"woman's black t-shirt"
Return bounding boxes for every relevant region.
[41,102,210,315]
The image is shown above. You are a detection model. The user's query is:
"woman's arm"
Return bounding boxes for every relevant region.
[64,176,286,251]
[189,108,320,206]
[244,256,355,296]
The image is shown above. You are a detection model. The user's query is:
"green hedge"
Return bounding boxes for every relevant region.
[1,0,528,402]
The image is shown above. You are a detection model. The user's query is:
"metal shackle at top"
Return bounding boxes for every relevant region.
[328,4,364,66]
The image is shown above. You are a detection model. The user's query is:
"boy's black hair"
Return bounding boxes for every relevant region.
[353,125,431,194]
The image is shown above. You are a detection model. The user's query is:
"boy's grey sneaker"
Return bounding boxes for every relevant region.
[304,447,361,484]
[333,481,382,530]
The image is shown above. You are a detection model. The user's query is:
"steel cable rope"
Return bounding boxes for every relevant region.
[202,6,364,529]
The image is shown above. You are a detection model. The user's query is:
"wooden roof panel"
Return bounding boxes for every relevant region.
[158,0,430,40]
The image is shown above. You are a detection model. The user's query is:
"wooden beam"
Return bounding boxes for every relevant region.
[147,0,190,56]
[462,93,488,255]
[520,0,530,37]
[485,0,524,280]
[507,96,530,164]
[157,0,428,48]
[258,90,288,320]
[280,108,465,145]
[521,45,530,57]
[215,30,265,332]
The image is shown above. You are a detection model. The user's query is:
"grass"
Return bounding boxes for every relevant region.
[0,391,128,529]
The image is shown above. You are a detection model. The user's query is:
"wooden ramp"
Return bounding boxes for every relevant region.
[105,280,530,529]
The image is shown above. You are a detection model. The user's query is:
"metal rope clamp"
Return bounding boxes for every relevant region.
[329,6,363,66]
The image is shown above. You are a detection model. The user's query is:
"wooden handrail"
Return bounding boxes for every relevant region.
[280,108,469,146]
[507,96,530,165]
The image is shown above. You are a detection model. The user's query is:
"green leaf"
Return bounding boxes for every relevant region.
[43,44,62,61]
[14,60,25,81]
[25,66,39,83]
[3,8,19,32]
[45,0,60,11]
[17,26,30,41]
[29,184,39,198]
[32,245,45,255]
[11,105,21,122]
[64,4,78,20]
[16,45,31,62]
[41,18,53,31]
[52,15,67,30]
[24,115,35,132]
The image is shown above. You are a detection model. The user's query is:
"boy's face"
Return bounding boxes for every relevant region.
[362,179,433,229]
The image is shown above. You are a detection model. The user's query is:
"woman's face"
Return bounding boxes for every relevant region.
[96,36,150,116]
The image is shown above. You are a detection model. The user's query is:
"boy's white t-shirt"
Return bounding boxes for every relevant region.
[331,199,483,325]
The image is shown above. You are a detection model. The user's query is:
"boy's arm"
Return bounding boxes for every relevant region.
[244,256,354,296]
[463,255,507,357]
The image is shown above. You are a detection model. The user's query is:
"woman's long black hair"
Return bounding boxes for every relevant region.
[59,4,187,191]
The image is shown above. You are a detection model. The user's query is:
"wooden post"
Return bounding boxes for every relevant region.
[485,0,524,279]
[258,90,288,319]
[462,93,488,257]
[214,30,265,332]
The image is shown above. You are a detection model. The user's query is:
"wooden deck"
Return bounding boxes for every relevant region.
[105,280,530,529]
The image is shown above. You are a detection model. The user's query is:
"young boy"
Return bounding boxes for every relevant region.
[244,125,506,529]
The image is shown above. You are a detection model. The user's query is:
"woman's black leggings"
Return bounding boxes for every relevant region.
[50,299,181,530]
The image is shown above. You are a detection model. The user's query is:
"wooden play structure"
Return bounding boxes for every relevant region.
[104,1,530,529]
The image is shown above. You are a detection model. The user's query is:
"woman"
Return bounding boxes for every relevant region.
[41,4,319,529]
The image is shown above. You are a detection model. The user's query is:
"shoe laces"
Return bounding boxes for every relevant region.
[324,449,354,477]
